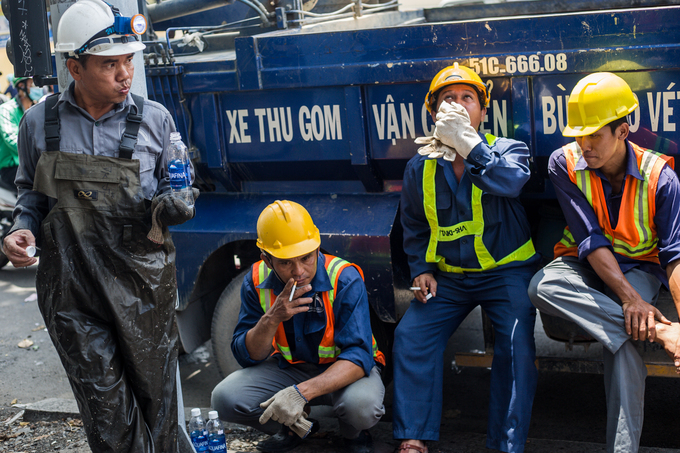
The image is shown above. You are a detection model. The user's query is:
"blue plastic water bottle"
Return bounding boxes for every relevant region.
[188,408,208,452]
[167,132,194,208]
[206,410,227,452]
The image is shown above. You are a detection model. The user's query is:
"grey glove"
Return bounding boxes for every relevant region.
[155,189,198,226]
[147,189,199,244]
[434,102,483,159]
[414,135,458,162]
[259,385,308,428]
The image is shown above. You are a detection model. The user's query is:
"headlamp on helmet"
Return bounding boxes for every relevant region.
[56,0,146,58]
[75,8,147,56]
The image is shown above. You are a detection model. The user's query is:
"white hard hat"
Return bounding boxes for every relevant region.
[55,0,146,57]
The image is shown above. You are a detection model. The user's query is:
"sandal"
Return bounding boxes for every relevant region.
[395,442,428,453]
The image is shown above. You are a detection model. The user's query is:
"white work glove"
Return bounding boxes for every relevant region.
[414,135,458,162]
[434,102,483,159]
[289,414,314,438]
[259,385,308,430]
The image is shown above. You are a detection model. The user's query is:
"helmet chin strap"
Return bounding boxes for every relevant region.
[263,252,287,285]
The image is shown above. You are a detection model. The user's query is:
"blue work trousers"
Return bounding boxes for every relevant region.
[392,268,538,453]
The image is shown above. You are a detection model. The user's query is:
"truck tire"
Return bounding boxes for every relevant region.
[211,270,249,379]
[370,307,395,385]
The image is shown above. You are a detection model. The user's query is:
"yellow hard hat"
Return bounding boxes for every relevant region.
[425,63,490,113]
[256,200,321,259]
[563,72,638,137]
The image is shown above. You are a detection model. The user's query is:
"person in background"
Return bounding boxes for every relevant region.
[0,76,40,194]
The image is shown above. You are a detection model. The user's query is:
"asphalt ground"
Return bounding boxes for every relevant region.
[2,263,680,452]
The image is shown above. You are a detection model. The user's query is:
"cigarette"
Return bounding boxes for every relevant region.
[289,282,297,301]
[410,287,433,300]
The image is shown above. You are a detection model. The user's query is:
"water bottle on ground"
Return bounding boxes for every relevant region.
[167,131,194,208]
[188,408,208,452]
[207,410,227,452]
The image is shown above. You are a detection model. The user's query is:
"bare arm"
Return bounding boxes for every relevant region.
[245,279,312,361]
[587,247,670,341]
[296,359,365,401]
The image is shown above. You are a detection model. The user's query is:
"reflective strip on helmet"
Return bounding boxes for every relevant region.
[422,150,535,273]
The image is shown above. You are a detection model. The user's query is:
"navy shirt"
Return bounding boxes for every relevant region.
[401,133,539,280]
[231,253,377,377]
[549,140,680,285]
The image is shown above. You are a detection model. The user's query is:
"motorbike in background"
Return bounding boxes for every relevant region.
[0,185,16,269]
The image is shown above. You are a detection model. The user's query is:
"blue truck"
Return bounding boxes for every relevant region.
[8,0,680,377]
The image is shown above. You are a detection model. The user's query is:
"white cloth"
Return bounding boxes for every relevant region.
[414,135,457,162]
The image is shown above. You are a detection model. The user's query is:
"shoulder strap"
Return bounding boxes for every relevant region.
[42,93,146,158]
[44,94,61,152]
[118,94,145,160]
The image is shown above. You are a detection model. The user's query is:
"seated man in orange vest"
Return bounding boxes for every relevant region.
[529,72,680,453]
[212,200,386,453]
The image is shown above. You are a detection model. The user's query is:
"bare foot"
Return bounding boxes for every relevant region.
[654,322,680,359]
[397,439,428,453]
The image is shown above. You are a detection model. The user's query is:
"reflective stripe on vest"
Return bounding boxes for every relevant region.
[252,255,386,366]
[422,134,535,273]
[554,141,674,262]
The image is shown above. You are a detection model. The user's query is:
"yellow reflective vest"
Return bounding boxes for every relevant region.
[421,134,536,273]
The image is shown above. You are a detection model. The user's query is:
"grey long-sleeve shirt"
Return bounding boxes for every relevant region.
[11,83,178,237]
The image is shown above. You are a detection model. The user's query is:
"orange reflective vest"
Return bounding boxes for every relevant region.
[554,141,674,263]
[251,254,386,367]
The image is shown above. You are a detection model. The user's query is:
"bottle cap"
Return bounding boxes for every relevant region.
[208,410,219,420]
[170,131,182,142]
[191,408,201,417]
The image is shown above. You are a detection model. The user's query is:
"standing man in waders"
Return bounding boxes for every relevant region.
[2,0,197,451]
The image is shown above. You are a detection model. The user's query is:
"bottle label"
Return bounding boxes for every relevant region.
[208,441,227,452]
[168,158,189,190]
[191,432,209,451]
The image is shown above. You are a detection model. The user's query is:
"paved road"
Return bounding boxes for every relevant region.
[2,263,680,452]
